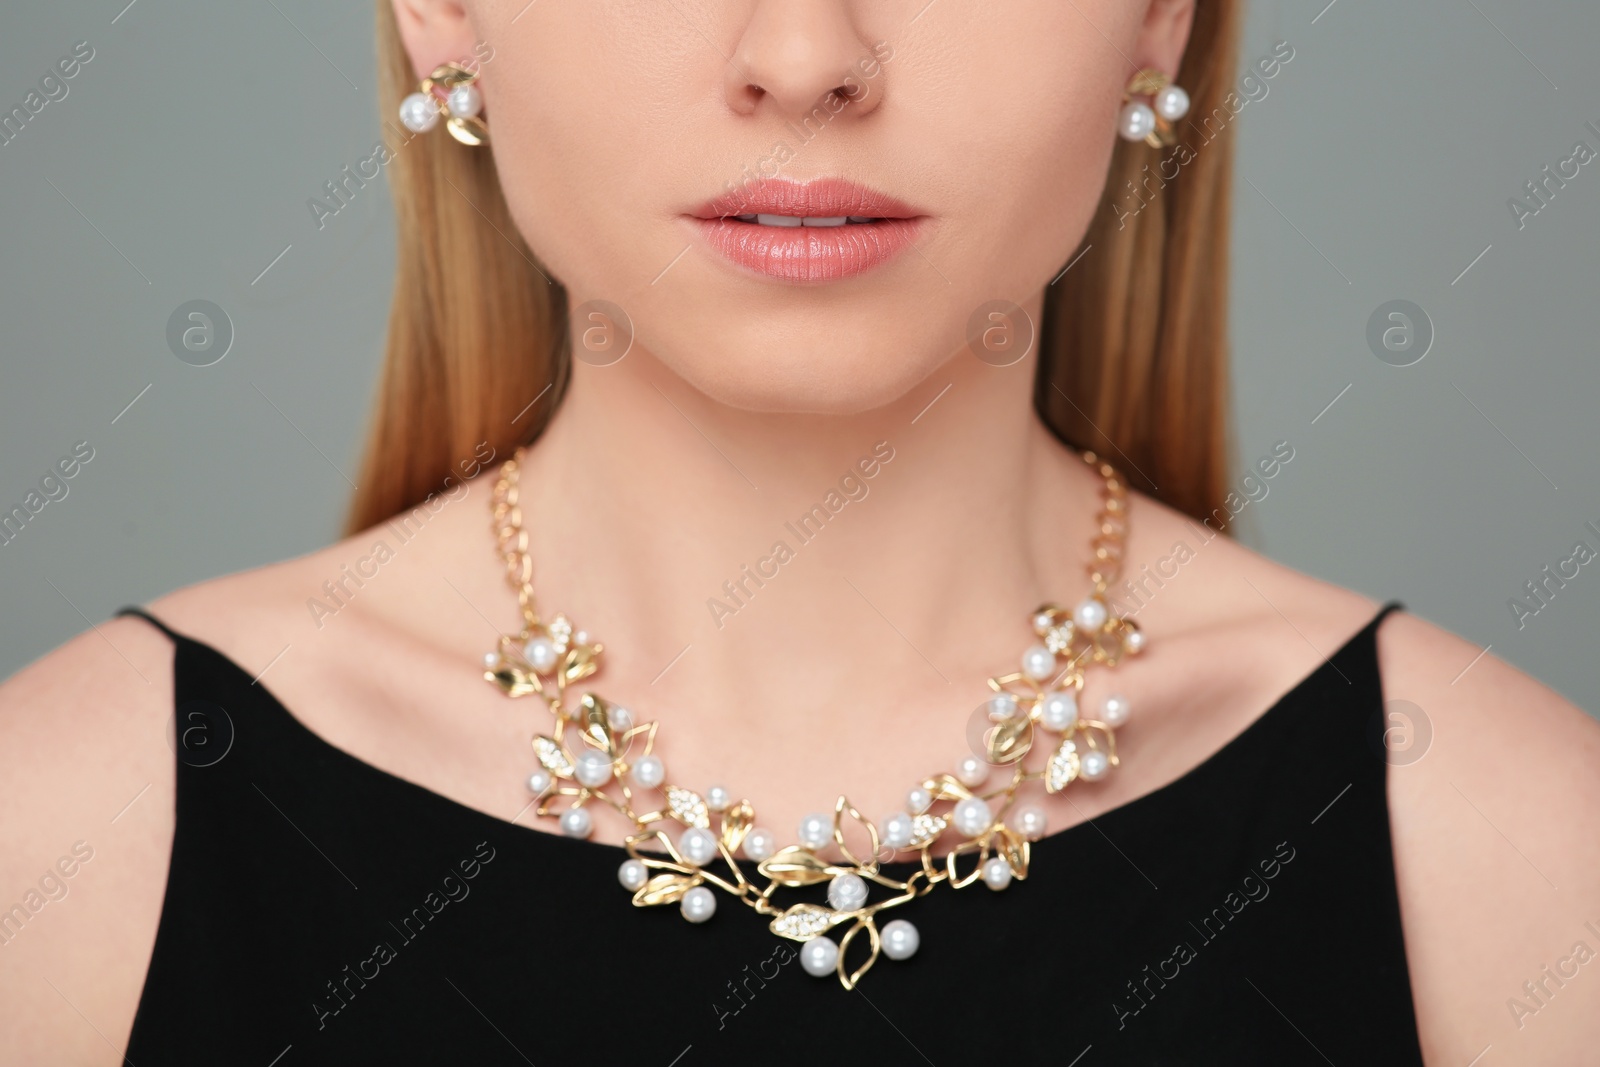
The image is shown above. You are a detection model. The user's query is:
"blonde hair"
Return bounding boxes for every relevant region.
[348,1,1240,533]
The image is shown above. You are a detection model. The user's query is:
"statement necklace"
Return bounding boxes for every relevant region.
[483,447,1143,988]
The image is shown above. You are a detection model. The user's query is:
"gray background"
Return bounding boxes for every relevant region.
[1,1,1596,717]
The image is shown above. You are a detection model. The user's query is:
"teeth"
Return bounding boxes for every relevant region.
[733,214,882,226]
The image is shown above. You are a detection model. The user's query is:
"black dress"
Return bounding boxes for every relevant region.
[114,602,1423,1065]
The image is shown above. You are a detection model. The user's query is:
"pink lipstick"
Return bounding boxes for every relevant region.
[686,178,925,283]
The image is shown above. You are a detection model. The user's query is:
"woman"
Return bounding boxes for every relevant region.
[3,0,1596,1062]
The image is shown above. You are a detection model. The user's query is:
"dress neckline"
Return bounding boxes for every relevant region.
[140,600,1402,872]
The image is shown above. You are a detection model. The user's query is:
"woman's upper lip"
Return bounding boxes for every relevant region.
[690,177,922,220]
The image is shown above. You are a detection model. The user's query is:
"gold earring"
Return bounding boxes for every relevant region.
[1117,68,1189,147]
[397,62,488,146]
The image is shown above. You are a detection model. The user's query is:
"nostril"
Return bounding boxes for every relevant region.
[733,84,764,110]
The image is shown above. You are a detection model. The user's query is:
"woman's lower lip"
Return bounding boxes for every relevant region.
[688,217,923,283]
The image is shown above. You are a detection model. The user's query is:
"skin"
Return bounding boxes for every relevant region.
[2,1,1597,1062]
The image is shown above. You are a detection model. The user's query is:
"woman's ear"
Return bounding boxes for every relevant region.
[391,0,479,82]
[1132,0,1197,77]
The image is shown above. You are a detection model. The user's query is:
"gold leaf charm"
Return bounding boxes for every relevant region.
[832,796,879,870]
[837,917,882,990]
[757,845,835,887]
[578,693,617,757]
[921,773,972,803]
[632,872,700,907]
[986,716,1033,764]
[532,735,574,778]
[665,785,710,829]
[769,903,841,941]
[1045,738,1080,793]
[906,813,948,849]
[485,658,542,698]
[446,114,488,146]
[562,644,601,686]
[945,839,988,888]
[719,800,755,853]
[997,825,1030,879]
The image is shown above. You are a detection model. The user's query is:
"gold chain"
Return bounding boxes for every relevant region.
[490,454,541,634]
[483,445,1141,989]
[493,447,1128,622]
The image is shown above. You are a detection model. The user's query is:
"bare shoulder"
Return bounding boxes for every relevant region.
[0,524,425,1065]
[1373,611,1600,1063]
[1116,482,1383,654]
[0,602,177,1063]
[1125,483,1600,1058]
[0,487,512,1059]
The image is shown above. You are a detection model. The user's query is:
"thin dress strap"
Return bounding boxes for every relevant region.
[1369,599,1406,632]
[114,605,186,645]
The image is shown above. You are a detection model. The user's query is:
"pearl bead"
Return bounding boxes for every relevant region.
[522,636,559,673]
[1154,84,1190,121]
[1021,645,1055,682]
[952,796,992,837]
[606,704,633,732]
[630,754,665,789]
[398,91,439,133]
[956,755,988,788]
[988,692,1019,721]
[483,651,499,669]
[573,748,613,788]
[678,826,719,867]
[827,872,869,911]
[706,785,731,812]
[881,812,913,850]
[1039,689,1079,732]
[798,813,832,851]
[1101,694,1131,727]
[1012,805,1048,841]
[617,858,648,891]
[801,937,839,977]
[742,828,776,862]
[1125,628,1146,653]
[1031,610,1054,633]
[881,919,920,960]
[1073,597,1109,632]
[1117,101,1156,142]
[447,83,482,118]
[526,769,552,796]
[1081,749,1110,780]
[681,885,716,923]
[982,856,1014,891]
[573,630,589,646]
[559,806,592,838]
[906,787,932,815]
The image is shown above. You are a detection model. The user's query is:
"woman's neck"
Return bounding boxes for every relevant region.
[516,294,1105,732]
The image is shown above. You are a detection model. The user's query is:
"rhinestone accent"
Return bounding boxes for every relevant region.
[666,785,711,829]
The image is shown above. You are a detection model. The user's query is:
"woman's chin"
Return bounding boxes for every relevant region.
[660,345,950,417]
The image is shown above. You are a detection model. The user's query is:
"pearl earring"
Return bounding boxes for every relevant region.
[1116,68,1189,147]
[398,61,488,146]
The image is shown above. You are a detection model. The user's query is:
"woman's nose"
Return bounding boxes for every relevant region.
[725,0,884,120]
